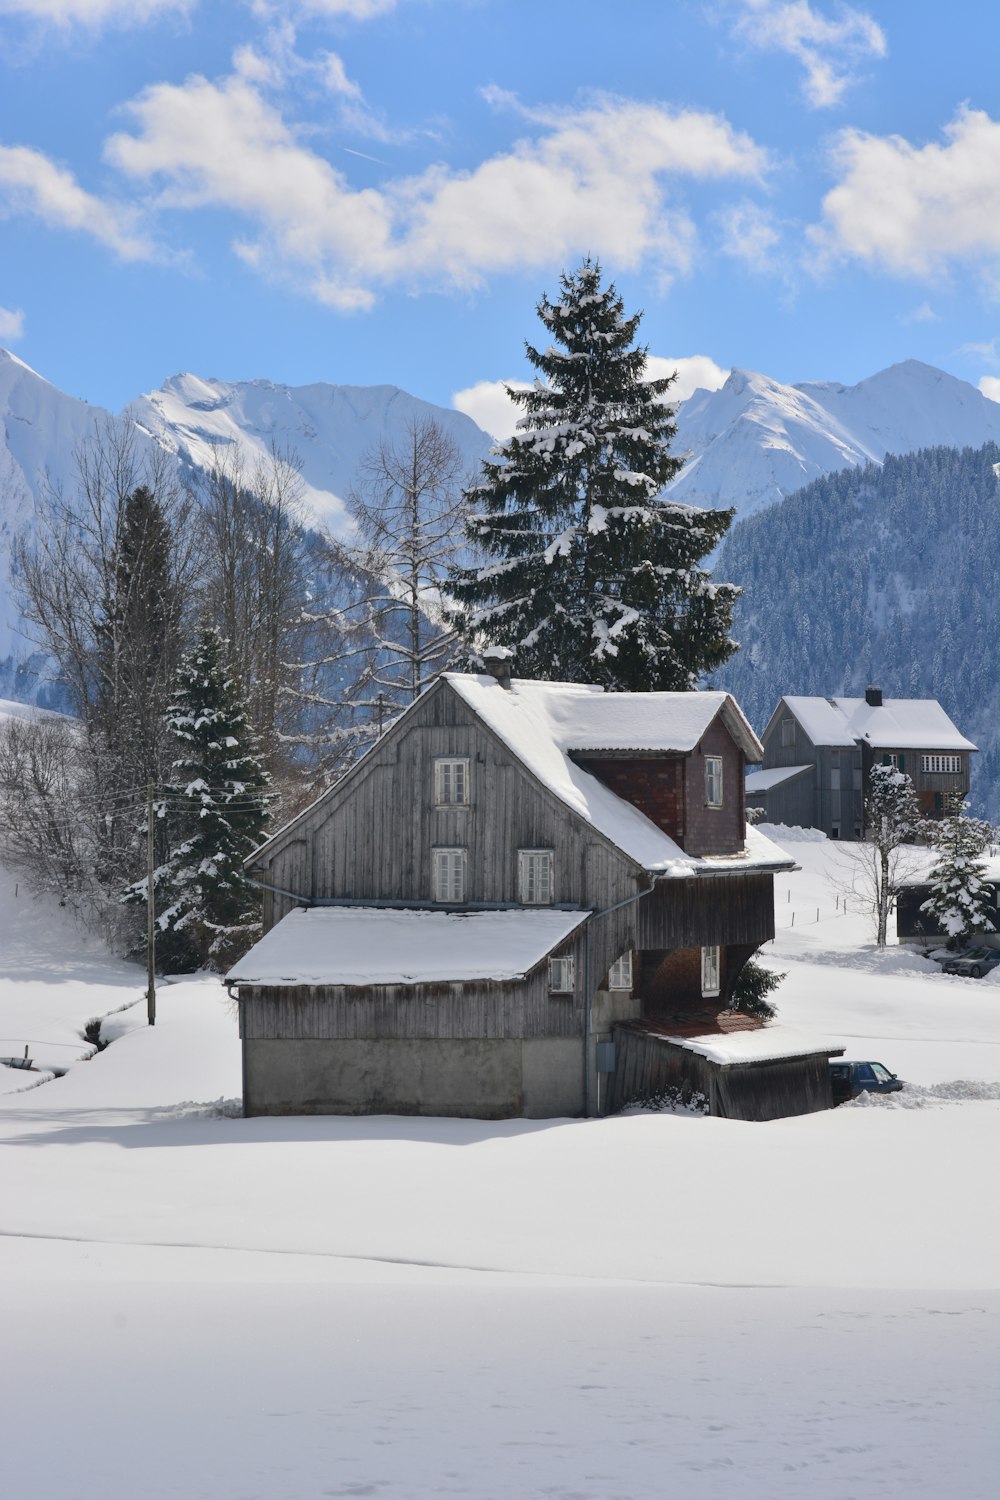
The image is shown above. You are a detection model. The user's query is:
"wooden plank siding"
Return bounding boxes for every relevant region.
[606,1024,836,1121]
[239,979,585,1041]
[250,679,645,929]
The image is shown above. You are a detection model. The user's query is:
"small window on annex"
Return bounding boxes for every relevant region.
[781,717,796,748]
[432,848,466,903]
[607,952,633,991]
[549,956,575,993]
[705,755,723,808]
[434,757,470,806]
[701,945,721,997]
[519,849,553,905]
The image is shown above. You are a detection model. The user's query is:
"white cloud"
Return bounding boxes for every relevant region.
[0,0,192,25]
[251,0,396,18]
[104,76,768,308]
[645,355,730,402]
[715,199,781,271]
[0,144,157,261]
[898,301,939,325]
[453,356,729,439]
[452,380,532,440]
[960,338,998,366]
[0,306,26,340]
[810,107,1000,279]
[732,0,886,108]
[979,376,1000,403]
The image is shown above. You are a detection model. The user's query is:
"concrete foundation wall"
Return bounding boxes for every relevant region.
[243,1036,585,1119]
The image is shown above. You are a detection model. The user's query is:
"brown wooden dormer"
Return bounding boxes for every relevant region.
[574,713,747,857]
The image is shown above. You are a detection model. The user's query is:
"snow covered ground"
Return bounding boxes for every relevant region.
[0,830,996,1499]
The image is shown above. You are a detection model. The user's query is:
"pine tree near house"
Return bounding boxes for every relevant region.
[151,627,270,972]
[449,259,739,690]
[920,801,996,947]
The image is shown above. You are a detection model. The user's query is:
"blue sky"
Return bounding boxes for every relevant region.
[1,0,998,432]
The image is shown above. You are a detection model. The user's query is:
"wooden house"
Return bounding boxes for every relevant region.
[748,688,976,838]
[229,668,841,1121]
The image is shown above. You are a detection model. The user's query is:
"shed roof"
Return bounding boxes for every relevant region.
[780,695,976,752]
[745,764,812,793]
[227,906,589,987]
[647,1024,844,1066]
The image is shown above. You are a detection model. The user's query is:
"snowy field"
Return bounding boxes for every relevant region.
[0,832,997,1499]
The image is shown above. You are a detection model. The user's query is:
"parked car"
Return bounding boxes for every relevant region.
[941,948,1000,979]
[830,1061,904,1105]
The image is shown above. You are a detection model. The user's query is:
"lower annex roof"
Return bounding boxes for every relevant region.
[227,906,589,987]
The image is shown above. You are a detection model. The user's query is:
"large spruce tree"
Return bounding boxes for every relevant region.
[449,259,738,690]
[152,627,270,971]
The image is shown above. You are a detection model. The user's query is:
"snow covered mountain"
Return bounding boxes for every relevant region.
[670,360,1000,520]
[128,372,493,534]
[2,347,999,704]
[0,353,491,700]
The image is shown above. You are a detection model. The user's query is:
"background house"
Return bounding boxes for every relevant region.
[748,688,976,838]
[229,671,839,1121]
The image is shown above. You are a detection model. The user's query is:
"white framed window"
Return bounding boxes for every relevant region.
[434,757,470,806]
[518,849,553,905]
[781,717,796,748]
[607,952,633,991]
[701,945,721,998]
[705,756,723,808]
[549,956,575,993]
[432,847,466,903]
[921,754,961,774]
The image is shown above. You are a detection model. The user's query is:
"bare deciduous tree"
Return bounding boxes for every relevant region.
[328,417,473,711]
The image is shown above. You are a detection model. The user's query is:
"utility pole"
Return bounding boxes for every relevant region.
[146,779,156,1026]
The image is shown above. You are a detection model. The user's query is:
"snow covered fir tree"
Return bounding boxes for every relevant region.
[449,260,739,690]
[920,802,997,946]
[132,627,270,973]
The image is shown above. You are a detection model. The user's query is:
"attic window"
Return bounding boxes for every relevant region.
[434,757,470,806]
[705,756,723,808]
[519,849,553,905]
[781,718,796,748]
[549,956,575,994]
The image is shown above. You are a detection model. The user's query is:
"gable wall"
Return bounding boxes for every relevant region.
[253,681,642,929]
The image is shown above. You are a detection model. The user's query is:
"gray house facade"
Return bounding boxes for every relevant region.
[228,672,840,1121]
[749,689,976,839]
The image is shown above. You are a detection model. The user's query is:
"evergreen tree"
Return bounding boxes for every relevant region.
[149,628,270,971]
[449,260,739,689]
[920,802,996,946]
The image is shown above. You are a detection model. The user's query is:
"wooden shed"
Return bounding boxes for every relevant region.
[606,1021,844,1122]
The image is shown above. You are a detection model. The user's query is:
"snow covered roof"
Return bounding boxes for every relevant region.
[746,765,812,793]
[446,675,788,877]
[779,696,976,752]
[227,906,588,987]
[652,1025,844,1066]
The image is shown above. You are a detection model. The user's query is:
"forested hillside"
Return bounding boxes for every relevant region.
[713,444,1000,820]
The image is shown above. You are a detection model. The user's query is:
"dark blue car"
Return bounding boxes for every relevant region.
[830,1061,904,1105]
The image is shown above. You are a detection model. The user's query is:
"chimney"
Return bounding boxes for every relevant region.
[865,685,883,708]
[482,647,513,690]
